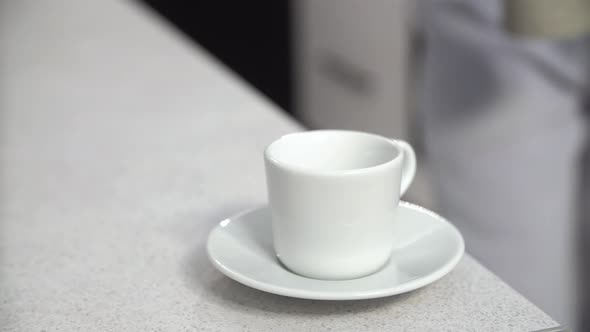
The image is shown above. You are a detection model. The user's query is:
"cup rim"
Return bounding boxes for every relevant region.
[264,130,403,176]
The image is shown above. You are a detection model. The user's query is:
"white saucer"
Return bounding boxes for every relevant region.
[206,202,464,300]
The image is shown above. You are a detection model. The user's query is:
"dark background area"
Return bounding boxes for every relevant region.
[142,1,293,112]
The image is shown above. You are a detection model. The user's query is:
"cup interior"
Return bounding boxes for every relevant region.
[265,131,399,172]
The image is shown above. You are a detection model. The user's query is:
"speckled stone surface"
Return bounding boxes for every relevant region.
[0,1,558,331]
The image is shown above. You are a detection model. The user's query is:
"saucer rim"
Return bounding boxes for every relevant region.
[206,201,465,300]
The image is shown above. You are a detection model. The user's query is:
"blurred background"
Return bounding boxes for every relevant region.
[147,0,589,330]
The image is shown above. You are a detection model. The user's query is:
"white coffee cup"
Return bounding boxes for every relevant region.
[264,130,416,280]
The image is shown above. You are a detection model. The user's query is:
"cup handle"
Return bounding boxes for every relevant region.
[390,139,416,196]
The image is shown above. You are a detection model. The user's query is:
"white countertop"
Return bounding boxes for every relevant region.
[0,1,558,331]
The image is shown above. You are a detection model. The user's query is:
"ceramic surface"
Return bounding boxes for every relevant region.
[207,202,464,300]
